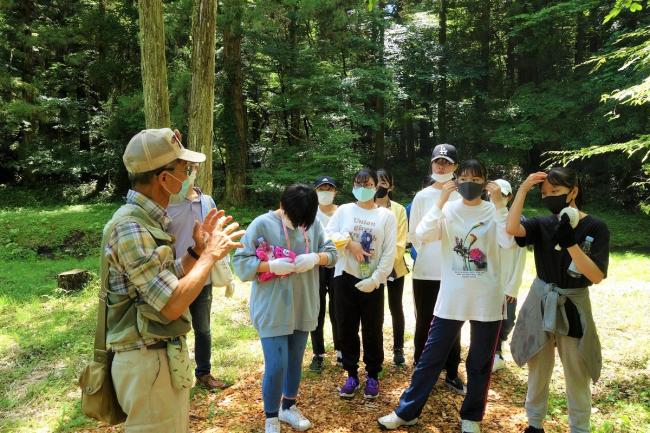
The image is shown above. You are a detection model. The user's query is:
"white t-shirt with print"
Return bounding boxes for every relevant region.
[416,199,514,321]
[327,203,397,284]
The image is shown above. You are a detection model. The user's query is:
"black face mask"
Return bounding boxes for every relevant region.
[542,194,569,215]
[375,186,389,199]
[457,182,484,201]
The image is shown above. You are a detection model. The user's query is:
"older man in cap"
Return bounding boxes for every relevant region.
[103,128,244,432]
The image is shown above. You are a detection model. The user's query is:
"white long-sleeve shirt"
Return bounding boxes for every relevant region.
[416,199,514,321]
[500,244,527,298]
[327,203,397,284]
[408,186,461,280]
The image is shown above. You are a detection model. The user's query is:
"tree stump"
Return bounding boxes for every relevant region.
[56,269,90,292]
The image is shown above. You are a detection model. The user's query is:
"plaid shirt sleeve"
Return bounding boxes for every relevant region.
[113,221,179,312]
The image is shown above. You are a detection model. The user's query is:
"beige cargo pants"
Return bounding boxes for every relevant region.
[112,347,190,433]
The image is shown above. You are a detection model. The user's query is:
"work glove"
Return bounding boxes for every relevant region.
[294,253,321,273]
[355,276,380,293]
[556,213,578,249]
[268,258,296,276]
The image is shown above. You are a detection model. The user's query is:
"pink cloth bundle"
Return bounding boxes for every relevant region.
[255,238,297,282]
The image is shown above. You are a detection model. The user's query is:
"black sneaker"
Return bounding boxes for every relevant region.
[309,355,324,372]
[444,376,467,395]
[523,427,545,433]
[393,348,405,366]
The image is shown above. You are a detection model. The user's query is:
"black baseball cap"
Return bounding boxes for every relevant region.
[431,143,458,164]
[314,176,337,189]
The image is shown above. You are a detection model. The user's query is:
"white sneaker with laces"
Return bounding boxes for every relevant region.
[265,417,281,433]
[461,419,481,433]
[279,405,312,431]
[377,411,418,430]
[492,354,506,372]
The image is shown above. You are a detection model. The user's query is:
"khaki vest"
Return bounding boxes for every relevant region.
[101,204,191,351]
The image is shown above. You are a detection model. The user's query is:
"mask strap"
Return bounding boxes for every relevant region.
[280,211,310,253]
[301,227,310,253]
[280,212,291,250]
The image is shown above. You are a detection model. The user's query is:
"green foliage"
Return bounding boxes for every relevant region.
[0,0,648,210]
[604,0,650,22]
[248,124,362,206]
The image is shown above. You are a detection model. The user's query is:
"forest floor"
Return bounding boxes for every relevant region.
[80,255,650,433]
[0,201,649,433]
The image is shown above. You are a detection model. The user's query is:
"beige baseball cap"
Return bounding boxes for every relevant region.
[123,128,206,174]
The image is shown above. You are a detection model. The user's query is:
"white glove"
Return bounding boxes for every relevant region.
[268,258,296,276]
[293,253,321,273]
[355,276,380,293]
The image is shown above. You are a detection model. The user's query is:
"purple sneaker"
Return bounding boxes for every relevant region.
[339,376,360,399]
[364,378,379,399]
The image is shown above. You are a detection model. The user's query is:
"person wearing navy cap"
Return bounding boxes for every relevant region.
[407,143,466,396]
[309,176,343,371]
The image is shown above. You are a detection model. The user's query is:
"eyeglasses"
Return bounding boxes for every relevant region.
[157,166,193,176]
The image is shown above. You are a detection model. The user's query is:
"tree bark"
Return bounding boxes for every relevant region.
[137,0,171,128]
[57,269,91,293]
[574,9,587,65]
[438,0,447,143]
[221,0,248,204]
[372,12,386,166]
[188,0,218,195]
[288,6,301,145]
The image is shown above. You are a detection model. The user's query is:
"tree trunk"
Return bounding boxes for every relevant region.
[57,269,91,293]
[221,0,248,205]
[372,14,386,166]
[288,6,301,145]
[374,94,385,166]
[478,0,491,95]
[475,0,491,124]
[574,9,587,65]
[438,0,447,143]
[188,0,217,195]
[137,0,171,128]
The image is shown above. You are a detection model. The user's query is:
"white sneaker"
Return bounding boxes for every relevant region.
[279,405,312,431]
[265,417,281,433]
[377,411,418,430]
[461,419,481,433]
[492,354,506,372]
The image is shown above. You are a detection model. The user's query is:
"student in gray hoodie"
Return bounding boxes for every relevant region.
[233,184,337,433]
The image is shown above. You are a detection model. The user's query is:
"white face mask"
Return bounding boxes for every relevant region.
[167,170,197,205]
[431,172,454,183]
[317,191,335,205]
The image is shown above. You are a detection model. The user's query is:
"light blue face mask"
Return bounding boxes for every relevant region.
[353,186,376,203]
[168,170,197,205]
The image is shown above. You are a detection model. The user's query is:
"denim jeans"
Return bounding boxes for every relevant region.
[189,284,212,377]
[260,331,309,413]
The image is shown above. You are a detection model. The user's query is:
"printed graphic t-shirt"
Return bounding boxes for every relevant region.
[327,202,397,284]
[419,199,514,322]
